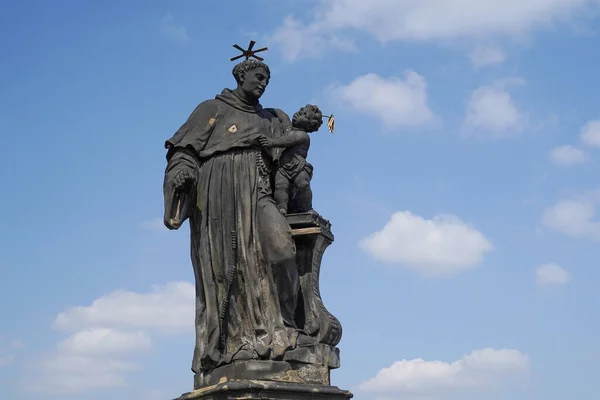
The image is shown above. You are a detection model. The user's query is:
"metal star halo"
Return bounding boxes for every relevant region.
[230,40,268,62]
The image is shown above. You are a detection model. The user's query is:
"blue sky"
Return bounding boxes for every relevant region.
[2,0,600,399]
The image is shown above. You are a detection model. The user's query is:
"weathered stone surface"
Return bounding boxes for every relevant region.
[191,214,344,390]
[175,380,353,400]
[194,360,328,388]
[194,344,340,388]
[288,213,342,347]
[164,56,305,374]
[283,343,340,369]
[163,43,351,400]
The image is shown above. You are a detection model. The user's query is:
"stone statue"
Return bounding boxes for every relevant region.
[163,41,351,399]
[259,104,323,216]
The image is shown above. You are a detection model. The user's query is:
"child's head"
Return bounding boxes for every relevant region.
[292,104,323,133]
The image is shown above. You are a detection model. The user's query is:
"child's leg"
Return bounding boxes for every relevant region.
[274,170,291,214]
[293,170,312,212]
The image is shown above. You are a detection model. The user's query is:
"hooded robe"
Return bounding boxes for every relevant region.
[163,89,299,373]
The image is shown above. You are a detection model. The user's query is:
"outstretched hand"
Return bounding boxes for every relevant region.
[257,135,271,148]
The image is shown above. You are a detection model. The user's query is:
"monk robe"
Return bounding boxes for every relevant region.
[163,88,300,373]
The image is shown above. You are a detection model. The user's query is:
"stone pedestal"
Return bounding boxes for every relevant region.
[175,381,353,399]
[286,212,342,347]
[175,213,352,400]
[194,345,340,388]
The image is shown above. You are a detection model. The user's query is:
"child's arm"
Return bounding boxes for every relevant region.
[260,130,308,148]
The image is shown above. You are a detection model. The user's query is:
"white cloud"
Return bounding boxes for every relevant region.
[463,80,526,138]
[360,211,493,277]
[31,282,195,394]
[549,145,589,166]
[54,281,194,334]
[58,328,152,356]
[535,263,572,286]
[329,71,435,128]
[268,15,356,61]
[360,348,529,397]
[580,120,600,147]
[160,13,189,42]
[470,45,506,68]
[30,355,138,394]
[542,196,600,241]
[270,0,598,60]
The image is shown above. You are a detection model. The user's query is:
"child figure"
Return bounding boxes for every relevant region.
[259,104,323,215]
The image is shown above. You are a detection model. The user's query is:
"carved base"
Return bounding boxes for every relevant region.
[175,381,353,400]
[284,343,340,369]
[286,213,343,347]
[194,344,340,388]
[194,360,328,388]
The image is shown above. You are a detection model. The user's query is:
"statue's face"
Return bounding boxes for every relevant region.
[295,111,311,127]
[241,67,270,100]
[293,107,323,132]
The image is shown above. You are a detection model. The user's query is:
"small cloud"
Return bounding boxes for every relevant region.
[29,355,139,394]
[267,16,325,61]
[470,45,506,68]
[535,263,572,286]
[58,328,152,356]
[267,15,354,61]
[329,71,435,129]
[463,79,527,139]
[580,120,600,147]
[549,145,589,166]
[360,348,529,397]
[542,195,600,241]
[360,211,493,277]
[53,282,194,334]
[160,13,189,42]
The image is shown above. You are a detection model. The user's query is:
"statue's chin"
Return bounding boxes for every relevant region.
[250,89,264,100]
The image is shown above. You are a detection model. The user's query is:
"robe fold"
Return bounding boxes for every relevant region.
[163,89,299,373]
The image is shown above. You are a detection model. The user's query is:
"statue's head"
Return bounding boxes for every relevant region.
[292,104,323,133]
[232,59,271,101]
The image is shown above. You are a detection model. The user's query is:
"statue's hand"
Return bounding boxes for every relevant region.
[172,168,196,191]
[257,135,271,148]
